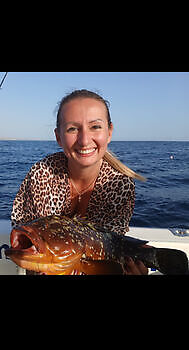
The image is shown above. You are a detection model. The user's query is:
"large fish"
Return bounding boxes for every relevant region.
[5,215,189,275]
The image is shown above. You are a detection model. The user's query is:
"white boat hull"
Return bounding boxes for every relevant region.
[1,220,189,275]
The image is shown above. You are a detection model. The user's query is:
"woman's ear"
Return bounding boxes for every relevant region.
[54,128,62,148]
[107,123,113,144]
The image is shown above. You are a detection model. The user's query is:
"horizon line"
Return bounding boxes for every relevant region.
[0,138,189,142]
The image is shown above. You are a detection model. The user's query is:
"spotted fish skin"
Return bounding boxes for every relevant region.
[5,215,189,275]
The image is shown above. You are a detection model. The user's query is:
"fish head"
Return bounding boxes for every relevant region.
[5,215,85,274]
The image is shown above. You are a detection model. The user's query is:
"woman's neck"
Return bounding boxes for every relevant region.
[68,159,102,186]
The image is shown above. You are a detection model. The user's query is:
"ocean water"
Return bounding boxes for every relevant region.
[0,140,188,229]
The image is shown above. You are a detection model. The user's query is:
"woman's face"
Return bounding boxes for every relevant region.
[55,98,113,170]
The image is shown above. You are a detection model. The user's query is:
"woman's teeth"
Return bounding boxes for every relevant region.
[77,148,96,154]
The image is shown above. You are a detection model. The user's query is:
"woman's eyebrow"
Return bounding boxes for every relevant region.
[63,121,80,127]
[63,119,104,126]
[89,119,104,124]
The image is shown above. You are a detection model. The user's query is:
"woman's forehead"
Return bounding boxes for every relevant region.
[60,98,108,123]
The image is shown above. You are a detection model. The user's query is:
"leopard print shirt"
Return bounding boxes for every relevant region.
[11,152,135,235]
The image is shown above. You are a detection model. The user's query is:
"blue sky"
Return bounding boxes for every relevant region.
[0,72,189,141]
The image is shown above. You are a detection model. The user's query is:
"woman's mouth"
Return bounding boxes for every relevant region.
[76,148,97,157]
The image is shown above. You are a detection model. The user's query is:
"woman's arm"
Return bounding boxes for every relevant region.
[11,171,36,226]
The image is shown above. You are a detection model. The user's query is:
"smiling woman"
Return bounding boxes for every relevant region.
[11,89,147,275]
[55,96,113,175]
[55,89,144,181]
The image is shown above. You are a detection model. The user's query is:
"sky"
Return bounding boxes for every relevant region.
[0,71,189,141]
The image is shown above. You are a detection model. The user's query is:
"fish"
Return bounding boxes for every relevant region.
[5,214,189,275]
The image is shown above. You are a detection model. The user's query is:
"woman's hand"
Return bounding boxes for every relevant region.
[124,257,148,275]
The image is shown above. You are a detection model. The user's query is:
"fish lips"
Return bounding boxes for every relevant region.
[5,225,47,259]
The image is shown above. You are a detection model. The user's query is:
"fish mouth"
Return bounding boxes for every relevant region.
[5,226,46,258]
[5,226,51,272]
[5,225,84,274]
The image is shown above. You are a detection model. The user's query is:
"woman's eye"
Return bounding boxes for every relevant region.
[67,127,78,133]
[91,125,102,130]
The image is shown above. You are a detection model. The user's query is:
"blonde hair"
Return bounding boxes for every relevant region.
[103,149,146,182]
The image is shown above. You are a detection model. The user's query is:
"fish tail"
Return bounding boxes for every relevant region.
[155,248,189,275]
[128,246,189,275]
[116,236,189,274]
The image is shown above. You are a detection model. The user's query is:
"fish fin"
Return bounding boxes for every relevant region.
[123,235,149,246]
[72,215,97,231]
[80,259,123,275]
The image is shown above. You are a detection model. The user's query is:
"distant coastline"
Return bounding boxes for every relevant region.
[0,138,55,141]
[0,139,189,142]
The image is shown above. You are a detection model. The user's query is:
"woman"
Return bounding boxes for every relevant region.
[11,89,147,275]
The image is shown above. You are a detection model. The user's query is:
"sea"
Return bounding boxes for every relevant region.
[0,140,188,229]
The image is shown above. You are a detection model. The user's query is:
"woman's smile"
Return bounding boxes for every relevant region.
[75,147,97,157]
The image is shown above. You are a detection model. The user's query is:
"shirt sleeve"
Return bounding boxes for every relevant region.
[108,177,135,235]
[87,173,135,235]
[11,169,37,226]
[121,177,135,234]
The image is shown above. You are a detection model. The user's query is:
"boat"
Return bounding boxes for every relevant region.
[0,220,189,275]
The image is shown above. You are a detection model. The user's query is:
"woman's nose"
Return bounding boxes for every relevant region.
[77,128,91,147]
